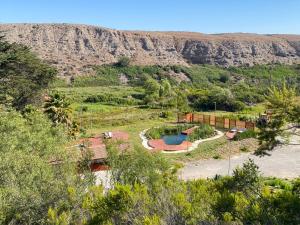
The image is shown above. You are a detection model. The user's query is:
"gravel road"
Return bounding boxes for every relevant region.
[180,144,300,180]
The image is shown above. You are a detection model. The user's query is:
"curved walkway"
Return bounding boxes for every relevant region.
[139,129,224,154]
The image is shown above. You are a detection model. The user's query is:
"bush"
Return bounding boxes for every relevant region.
[145,124,194,139]
[187,124,215,141]
[234,130,257,141]
[219,73,230,83]
[159,111,173,118]
[116,56,131,67]
[145,124,214,141]
[85,94,139,106]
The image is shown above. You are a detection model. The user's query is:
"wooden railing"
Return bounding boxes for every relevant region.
[178,113,255,130]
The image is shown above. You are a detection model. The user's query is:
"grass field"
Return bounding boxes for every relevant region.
[54,84,264,163]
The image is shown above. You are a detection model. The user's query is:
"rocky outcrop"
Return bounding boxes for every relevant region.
[1,23,299,76]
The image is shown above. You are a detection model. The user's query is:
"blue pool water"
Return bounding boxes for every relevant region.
[162,134,187,145]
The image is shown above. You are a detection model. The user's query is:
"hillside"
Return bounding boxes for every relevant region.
[1,23,300,76]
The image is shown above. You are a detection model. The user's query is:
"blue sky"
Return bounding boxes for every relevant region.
[1,0,300,34]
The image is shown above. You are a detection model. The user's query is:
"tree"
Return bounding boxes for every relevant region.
[161,79,172,97]
[43,92,72,126]
[219,73,229,83]
[106,142,173,187]
[0,36,56,110]
[143,78,161,106]
[256,83,300,155]
[175,90,189,112]
[0,109,81,224]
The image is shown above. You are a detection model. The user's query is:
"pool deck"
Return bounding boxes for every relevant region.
[148,139,192,151]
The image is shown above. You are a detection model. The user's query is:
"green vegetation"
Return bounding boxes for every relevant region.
[0,36,56,110]
[256,83,300,155]
[2,32,300,224]
[0,109,88,224]
[145,124,194,139]
[188,124,215,141]
[54,63,300,114]
[145,123,215,141]
[49,148,300,225]
[166,137,228,162]
[115,56,131,67]
[234,130,257,141]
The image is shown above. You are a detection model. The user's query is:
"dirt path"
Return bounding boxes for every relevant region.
[179,144,300,180]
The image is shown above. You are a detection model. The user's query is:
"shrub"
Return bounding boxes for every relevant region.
[187,124,215,141]
[219,73,230,83]
[159,111,173,118]
[84,94,139,106]
[145,124,194,139]
[234,130,257,141]
[116,56,131,67]
[240,146,249,152]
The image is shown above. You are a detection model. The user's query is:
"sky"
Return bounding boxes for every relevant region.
[0,0,300,34]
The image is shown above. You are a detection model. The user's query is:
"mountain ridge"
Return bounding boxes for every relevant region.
[1,23,300,76]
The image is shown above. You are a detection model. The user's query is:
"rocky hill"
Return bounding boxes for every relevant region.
[1,23,300,76]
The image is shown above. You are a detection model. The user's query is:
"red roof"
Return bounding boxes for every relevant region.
[79,131,130,161]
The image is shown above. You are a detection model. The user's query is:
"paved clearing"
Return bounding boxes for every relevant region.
[179,144,300,180]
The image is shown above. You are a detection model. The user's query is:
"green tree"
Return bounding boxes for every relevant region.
[256,83,300,155]
[0,36,56,110]
[106,143,173,187]
[0,110,80,224]
[43,93,72,126]
[161,79,172,97]
[143,78,161,106]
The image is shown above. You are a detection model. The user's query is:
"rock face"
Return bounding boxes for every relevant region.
[1,23,300,76]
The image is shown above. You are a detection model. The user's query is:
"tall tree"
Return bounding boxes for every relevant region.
[0,35,56,110]
[256,83,300,155]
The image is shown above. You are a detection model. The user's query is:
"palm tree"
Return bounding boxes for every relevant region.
[43,93,72,126]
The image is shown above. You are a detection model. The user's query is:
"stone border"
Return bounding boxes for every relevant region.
[139,129,153,150]
[139,129,224,154]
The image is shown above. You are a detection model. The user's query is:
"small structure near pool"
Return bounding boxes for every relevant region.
[77,131,129,171]
[225,127,247,140]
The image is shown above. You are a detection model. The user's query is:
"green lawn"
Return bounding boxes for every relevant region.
[54,85,261,162]
[165,137,228,163]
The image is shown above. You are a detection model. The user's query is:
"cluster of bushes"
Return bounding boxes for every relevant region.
[49,147,300,225]
[2,109,300,224]
[52,63,300,113]
[72,73,120,87]
[145,124,194,139]
[145,123,214,141]
[234,129,257,140]
[188,87,246,112]
[85,94,140,105]
[187,123,215,141]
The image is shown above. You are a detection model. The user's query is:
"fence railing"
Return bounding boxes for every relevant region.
[178,113,255,130]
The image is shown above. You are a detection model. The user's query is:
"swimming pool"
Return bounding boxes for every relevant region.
[162,134,187,145]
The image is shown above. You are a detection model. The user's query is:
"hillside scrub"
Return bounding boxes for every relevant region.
[55,64,300,113]
[47,149,300,225]
[0,109,87,224]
